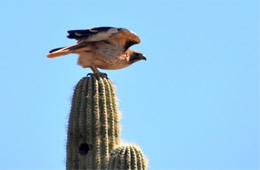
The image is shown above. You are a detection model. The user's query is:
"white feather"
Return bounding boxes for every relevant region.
[84,28,119,42]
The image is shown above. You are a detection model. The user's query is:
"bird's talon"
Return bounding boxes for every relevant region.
[102,73,108,78]
[87,73,92,77]
[91,72,108,78]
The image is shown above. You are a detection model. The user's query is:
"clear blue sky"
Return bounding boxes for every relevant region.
[0,0,258,169]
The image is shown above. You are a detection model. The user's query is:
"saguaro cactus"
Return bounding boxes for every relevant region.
[108,145,147,170]
[66,73,147,170]
[66,74,121,170]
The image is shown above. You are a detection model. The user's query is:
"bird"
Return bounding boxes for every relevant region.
[47,27,146,73]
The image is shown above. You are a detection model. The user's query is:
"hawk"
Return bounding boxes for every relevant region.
[47,27,146,73]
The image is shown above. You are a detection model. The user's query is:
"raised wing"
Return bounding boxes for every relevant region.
[67,27,141,51]
[67,27,118,41]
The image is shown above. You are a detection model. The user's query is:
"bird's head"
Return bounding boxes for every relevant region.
[128,50,146,64]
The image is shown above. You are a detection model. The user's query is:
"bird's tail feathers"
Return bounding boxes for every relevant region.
[47,46,72,58]
[47,42,89,58]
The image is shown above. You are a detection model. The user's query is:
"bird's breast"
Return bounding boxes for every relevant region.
[79,42,129,70]
[93,52,129,70]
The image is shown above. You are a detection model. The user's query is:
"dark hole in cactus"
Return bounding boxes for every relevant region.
[79,143,92,155]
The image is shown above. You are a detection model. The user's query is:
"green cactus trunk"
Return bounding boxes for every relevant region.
[66,74,121,170]
[108,145,147,170]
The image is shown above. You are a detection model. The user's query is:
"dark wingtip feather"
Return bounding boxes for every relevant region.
[49,47,64,53]
[66,27,118,40]
[67,34,75,39]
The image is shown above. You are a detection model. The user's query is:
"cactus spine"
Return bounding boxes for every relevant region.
[66,74,120,169]
[108,145,147,170]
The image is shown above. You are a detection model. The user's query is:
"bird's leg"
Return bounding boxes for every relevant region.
[90,66,100,74]
[90,66,108,78]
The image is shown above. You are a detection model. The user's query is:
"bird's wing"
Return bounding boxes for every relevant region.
[67,27,118,41]
[67,27,141,51]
